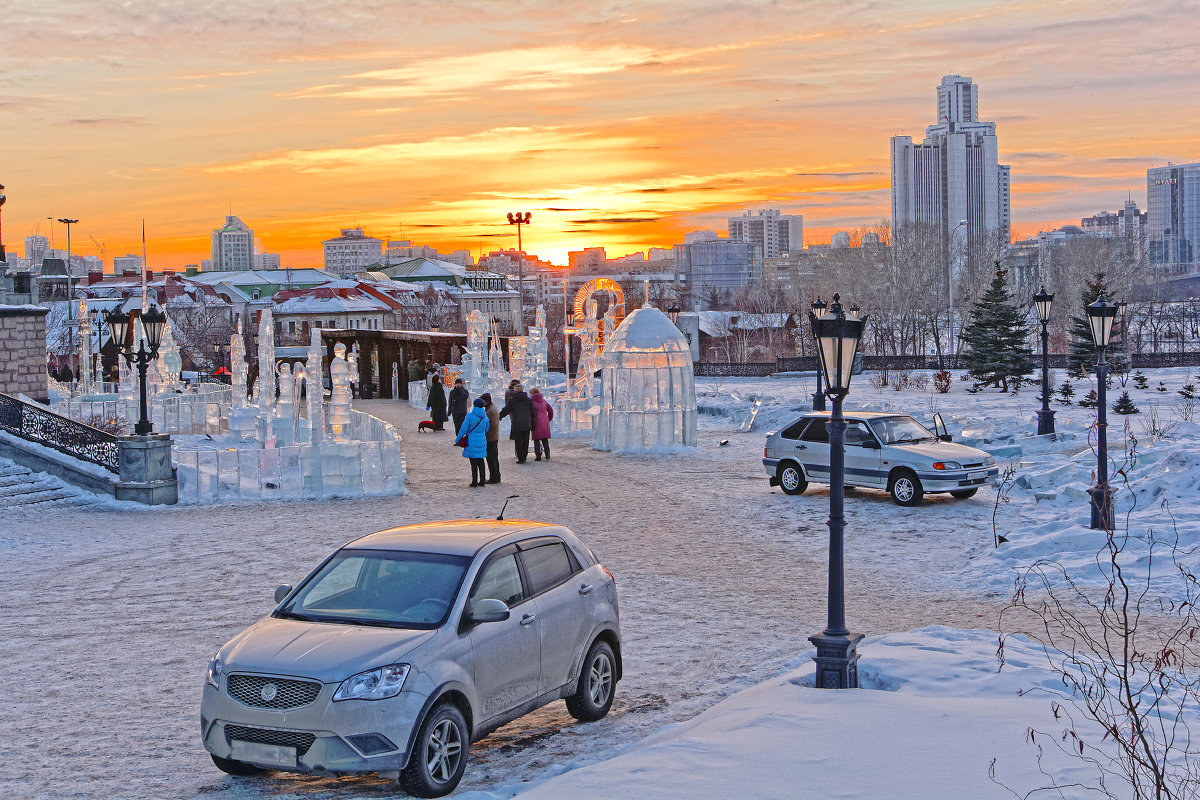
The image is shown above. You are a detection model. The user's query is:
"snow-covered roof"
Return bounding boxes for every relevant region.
[696,311,793,336]
[273,294,389,315]
[188,268,333,286]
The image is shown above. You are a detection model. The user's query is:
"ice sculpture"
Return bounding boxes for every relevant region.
[229,318,258,441]
[254,308,276,417]
[305,326,325,444]
[466,310,488,392]
[273,363,296,445]
[329,343,353,441]
[573,298,600,400]
[487,316,508,390]
[593,304,697,452]
[76,298,93,395]
[523,305,550,390]
[508,337,527,386]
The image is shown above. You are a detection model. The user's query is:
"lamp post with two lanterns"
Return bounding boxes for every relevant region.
[1085,294,1118,530]
[105,305,167,436]
[807,293,868,689]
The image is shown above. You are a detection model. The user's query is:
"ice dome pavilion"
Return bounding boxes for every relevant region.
[593,304,697,452]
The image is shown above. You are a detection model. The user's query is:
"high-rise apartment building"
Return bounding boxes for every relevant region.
[727,210,803,257]
[891,75,1011,243]
[210,215,255,271]
[1147,162,1200,277]
[23,235,48,269]
[323,227,383,276]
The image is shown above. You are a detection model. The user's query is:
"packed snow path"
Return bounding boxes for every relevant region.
[3,399,1010,800]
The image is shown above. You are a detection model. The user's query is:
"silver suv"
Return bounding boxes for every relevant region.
[200,520,621,797]
[763,411,998,505]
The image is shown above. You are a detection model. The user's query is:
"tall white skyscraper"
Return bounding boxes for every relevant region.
[727,209,803,257]
[210,215,255,271]
[891,76,1011,243]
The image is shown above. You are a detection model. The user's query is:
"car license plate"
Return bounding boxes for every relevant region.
[968,471,985,481]
[230,739,298,768]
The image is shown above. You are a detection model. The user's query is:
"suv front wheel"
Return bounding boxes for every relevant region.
[401,702,468,798]
[777,462,808,496]
[889,469,924,506]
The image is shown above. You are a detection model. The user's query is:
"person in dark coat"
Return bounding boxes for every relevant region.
[481,392,501,483]
[498,382,533,463]
[448,378,470,435]
[459,399,490,487]
[529,387,554,461]
[426,374,448,431]
[504,378,521,405]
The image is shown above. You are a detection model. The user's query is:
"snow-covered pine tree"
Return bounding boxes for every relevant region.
[1067,271,1129,378]
[1112,391,1139,415]
[959,265,1033,392]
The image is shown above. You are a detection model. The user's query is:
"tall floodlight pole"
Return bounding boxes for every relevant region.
[808,293,868,689]
[810,297,827,411]
[58,218,79,319]
[1034,288,1055,436]
[1086,294,1118,530]
[507,211,531,324]
[947,219,967,364]
[0,183,7,263]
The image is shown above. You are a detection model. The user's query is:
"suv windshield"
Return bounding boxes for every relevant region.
[276,549,470,630]
[869,415,937,445]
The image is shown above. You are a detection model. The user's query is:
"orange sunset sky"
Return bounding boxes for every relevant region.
[2,0,1197,269]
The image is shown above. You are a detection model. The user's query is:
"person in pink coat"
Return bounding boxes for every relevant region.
[529,387,554,461]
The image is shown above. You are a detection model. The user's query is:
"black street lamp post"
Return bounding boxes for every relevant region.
[1086,294,1118,530]
[106,306,167,436]
[57,218,78,319]
[1034,287,1055,436]
[506,211,531,322]
[810,297,827,411]
[807,293,868,689]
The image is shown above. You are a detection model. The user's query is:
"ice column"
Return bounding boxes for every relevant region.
[328,343,353,441]
[305,327,325,444]
[76,298,93,396]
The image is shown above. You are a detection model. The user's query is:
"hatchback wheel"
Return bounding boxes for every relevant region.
[889,469,924,506]
[777,462,808,496]
[566,640,616,722]
[401,702,468,798]
[210,754,263,776]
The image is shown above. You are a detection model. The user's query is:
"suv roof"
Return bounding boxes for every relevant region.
[346,519,564,556]
[795,410,906,420]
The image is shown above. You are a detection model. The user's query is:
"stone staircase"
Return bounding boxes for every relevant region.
[0,458,99,509]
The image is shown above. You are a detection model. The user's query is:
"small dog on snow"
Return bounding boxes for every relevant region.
[417,420,437,433]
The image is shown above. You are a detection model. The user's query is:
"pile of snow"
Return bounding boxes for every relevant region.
[460,628,1127,800]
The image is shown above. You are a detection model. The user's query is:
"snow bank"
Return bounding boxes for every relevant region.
[460,628,1123,800]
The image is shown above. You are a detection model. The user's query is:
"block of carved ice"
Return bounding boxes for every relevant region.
[217,449,240,500]
[409,381,428,409]
[174,450,198,504]
[361,442,384,494]
[259,448,282,497]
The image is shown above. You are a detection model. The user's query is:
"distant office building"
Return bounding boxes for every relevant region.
[440,250,475,268]
[728,209,803,257]
[891,75,1011,244]
[684,230,719,245]
[210,215,255,271]
[1082,200,1147,239]
[1148,162,1200,276]
[568,247,607,272]
[113,254,143,274]
[830,231,851,248]
[254,252,281,270]
[323,227,383,276]
[24,235,48,269]
[675,239,758,308]
[386,240,439,263]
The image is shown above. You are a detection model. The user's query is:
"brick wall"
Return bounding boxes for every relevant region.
[0,305,50,402]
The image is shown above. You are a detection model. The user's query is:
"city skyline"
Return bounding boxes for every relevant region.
[2,0,1197,268]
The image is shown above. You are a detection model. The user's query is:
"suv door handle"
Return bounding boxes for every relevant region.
[578,583,593,595]
[520,613,537,625]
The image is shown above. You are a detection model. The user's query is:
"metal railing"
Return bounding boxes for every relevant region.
[0,392,120,473]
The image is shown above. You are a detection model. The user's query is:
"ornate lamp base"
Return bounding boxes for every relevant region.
[809,631,865,689]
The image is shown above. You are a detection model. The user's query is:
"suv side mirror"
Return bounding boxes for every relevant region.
[466,598,510,624]
[274,584,293,603]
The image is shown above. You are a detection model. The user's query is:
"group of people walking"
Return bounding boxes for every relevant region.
[427,374,554,487]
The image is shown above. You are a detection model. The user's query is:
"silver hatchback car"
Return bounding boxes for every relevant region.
[200,520,621,797]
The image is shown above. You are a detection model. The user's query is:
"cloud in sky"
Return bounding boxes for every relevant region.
[1,0,1197,265]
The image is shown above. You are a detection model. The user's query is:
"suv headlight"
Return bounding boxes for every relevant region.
[334,664,410,702]
[205,652,224,689]
[932,461,962,470]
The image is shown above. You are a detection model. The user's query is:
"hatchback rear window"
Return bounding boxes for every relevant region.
[778,419,809,440]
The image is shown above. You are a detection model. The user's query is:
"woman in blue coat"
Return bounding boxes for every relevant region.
[459,398,491,487]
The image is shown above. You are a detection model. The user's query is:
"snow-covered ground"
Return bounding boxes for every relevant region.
[2,366,1198,799]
